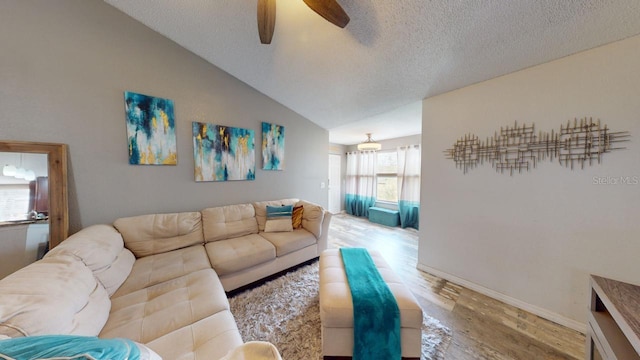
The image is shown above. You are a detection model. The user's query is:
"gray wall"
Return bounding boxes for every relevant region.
[0,0,328,233]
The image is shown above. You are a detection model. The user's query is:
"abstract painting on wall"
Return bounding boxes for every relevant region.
[124,91,177,165]
[192,122,255,182]
[262,122,285,170]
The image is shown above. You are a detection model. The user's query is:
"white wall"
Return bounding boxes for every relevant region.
[419,34,640,330]
[0,1,328,232]
[329,143,347,213]
[0,225,28,279]
[0,224,48,279]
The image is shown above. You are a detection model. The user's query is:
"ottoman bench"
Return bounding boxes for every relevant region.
[319,249,423,359]
[368,206,400,227]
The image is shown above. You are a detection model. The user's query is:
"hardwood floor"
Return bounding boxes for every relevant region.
[327,213,585,360]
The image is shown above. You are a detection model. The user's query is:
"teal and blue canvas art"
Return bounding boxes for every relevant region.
[124,91,177,165]
[192,122,255,182]
[262,122,285,170]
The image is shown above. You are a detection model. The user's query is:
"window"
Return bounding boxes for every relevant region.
[0,185,31,221]
[376,151,398,203]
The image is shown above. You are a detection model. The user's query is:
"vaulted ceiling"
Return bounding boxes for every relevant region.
[104,0,640,145]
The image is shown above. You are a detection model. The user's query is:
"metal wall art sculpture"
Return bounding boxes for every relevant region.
[445,118,629,175]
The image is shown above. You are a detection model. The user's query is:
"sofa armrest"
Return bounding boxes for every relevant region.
[317,211,332,253]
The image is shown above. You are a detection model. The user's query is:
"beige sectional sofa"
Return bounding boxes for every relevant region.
[0,198,330,359]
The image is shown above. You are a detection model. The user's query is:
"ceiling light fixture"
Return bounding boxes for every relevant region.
[357,133,382,151]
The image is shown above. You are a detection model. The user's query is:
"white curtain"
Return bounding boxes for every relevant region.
[345,151,377,217]
[397,145,421,229]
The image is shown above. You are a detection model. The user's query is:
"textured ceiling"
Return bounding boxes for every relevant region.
[104,0,640,144]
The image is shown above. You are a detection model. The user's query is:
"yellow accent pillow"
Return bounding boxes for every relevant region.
[292,205,304,229]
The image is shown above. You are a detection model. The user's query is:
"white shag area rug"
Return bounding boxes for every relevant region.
[229,262,452,360]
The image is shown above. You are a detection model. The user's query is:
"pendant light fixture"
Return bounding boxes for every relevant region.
[14,167,26,179]
[357,133,382,151]
[1,153,36,181]
[24,170,36,181]
[2,164,17,176]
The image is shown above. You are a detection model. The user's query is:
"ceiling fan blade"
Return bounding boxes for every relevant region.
[303,0,350,28]
[257,0,276,44]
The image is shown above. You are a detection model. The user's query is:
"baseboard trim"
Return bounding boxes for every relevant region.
[416,263,587,334]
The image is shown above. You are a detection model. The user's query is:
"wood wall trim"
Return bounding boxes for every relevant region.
[0,140,69,249]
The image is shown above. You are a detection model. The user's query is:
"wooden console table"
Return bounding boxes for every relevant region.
[586,275,640,360]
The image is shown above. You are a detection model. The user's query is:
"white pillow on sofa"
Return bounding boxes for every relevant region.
[253,199,299,231]
[263,205,293,232]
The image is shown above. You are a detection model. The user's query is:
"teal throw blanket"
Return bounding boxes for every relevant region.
[340,247,401,360]
[0,335,141,360]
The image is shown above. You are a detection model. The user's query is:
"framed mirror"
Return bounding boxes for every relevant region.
[0,141,68,249]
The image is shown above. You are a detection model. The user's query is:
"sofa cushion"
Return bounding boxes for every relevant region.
[205,234,275,276]
[93,248,136,296]
[202,204,258,242]
[253,199,299,232]
[100,269,228,344]
[45,225,135,296]
[146,310,243,360]
[72,280,112,336]
[259,228,317,257]
[264,205,293,233]
[296,200,325,239]
[112,245,211,298]
[0,255,110,337]
[114,212,203,258]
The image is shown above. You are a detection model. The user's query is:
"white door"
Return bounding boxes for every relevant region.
[328,154,341,214]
